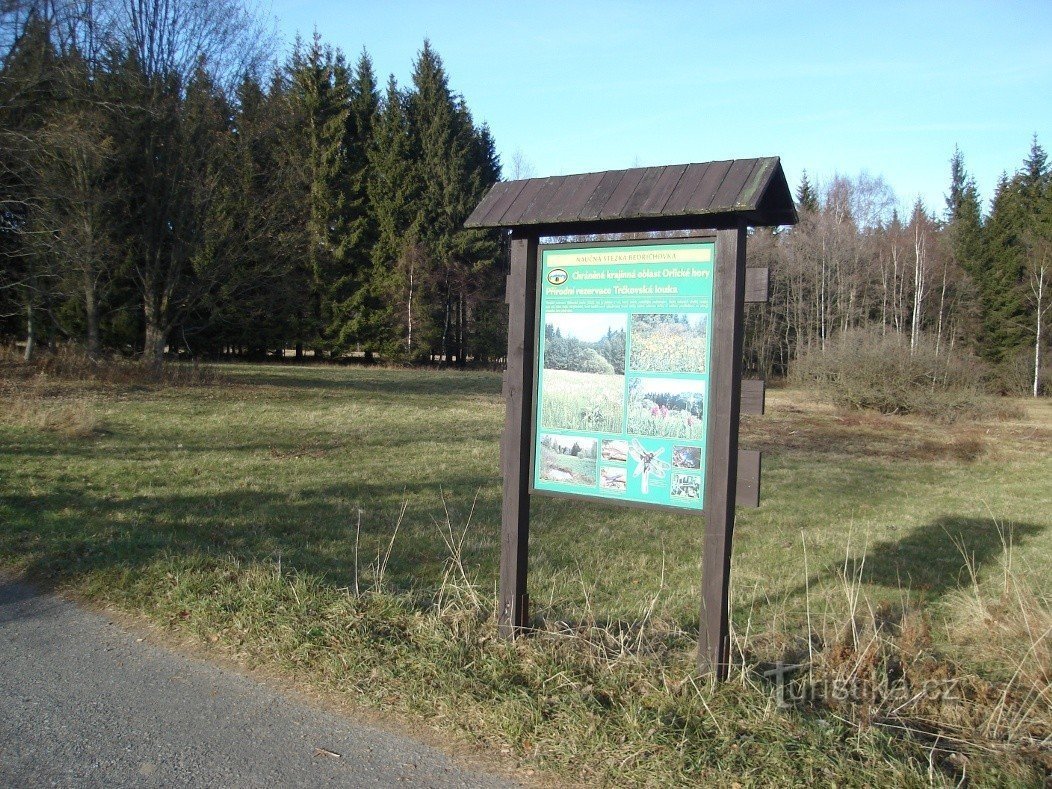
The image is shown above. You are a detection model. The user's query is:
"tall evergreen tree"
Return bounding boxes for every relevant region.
[329,49,380,355]
[365,75,420,358]
[284,33,352,354]
[407,40,500,365]
[982,173,1031,362]
[796,170,819,213]
[0,12,59,359]
[944,147,984,273]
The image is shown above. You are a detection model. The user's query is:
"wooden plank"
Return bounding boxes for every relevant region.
[469,179,517,227]
[464,180,507,227]
[662,162,712,215]
[735,450,761,508]
[740,379,765,415]
[744,267,769,303]
[550,171,606,223]
[710,159,762,212]
[596,167,647,219]
[498,230,538,637]
[619,166,664,218]
[515,176,569,225]
[638,164,687,215]
[465,157,800,228]
[475,179,528,227]
[684,159,736,213]
[500,177,549,226]
[514,212,743,238]
[697,222,748,679]
[737,157,777,211]
[538,175,586,223]
[577,169,626,220]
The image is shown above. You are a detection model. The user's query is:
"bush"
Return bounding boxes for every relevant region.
[994,347,1052,397]
[790,329,1003,422]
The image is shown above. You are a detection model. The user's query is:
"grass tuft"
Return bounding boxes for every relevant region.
[4,395,103,438]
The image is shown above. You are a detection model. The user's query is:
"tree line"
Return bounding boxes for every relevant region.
[2,2,1048,391]
[0,0,503,367]
[743,141,1051,395]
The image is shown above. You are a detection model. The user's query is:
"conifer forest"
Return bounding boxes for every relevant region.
[1,1,1049,393]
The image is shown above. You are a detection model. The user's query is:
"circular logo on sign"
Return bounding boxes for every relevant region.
[547,268,568,286]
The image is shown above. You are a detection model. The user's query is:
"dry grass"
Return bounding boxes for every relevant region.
[3,395,102,438]
[743,389,1051,463]
[731,527,1051,784]
[41,508,1046,786]
[0,344,219,394]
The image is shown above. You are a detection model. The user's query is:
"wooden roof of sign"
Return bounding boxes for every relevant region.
[465,157,797,235]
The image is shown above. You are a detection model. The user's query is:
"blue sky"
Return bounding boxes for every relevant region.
[268,1,1051,217]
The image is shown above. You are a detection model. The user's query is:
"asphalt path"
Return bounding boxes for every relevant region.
[0,578,518,788]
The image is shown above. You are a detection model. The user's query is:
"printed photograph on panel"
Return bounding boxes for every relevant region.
[601,439,628,463]
[670,472,702,500]
[627,377,705,440]
[599,465,628,492]
[672,444,702,470]
[540,314,626,433]
[538,434,598,487]
[629,313,708,373]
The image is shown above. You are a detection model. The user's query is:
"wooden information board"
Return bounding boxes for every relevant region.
[466,158,797,678]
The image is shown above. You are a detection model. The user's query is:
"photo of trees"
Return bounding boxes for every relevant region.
[539,314,626,432]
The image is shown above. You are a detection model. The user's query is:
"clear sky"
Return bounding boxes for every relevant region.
[268,1,1052,217]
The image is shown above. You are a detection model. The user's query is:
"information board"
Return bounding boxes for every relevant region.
[531,240,715,511]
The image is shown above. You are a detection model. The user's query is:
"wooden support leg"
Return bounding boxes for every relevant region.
[498,231,538,637]
[698,223,748,677]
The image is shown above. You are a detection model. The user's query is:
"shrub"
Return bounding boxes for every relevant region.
[994,347,1052,397]
[790,329,1002,423]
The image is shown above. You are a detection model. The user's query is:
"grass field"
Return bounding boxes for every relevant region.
[2,362,1050,785]
[539,368,623,432]
[539,446,597,486]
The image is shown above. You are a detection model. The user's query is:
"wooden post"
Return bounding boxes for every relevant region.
[698,222,748,677]
[498,229,538,637]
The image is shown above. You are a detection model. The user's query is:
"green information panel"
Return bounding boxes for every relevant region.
[531,240,715,511]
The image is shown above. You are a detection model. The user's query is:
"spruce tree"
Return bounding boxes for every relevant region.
[983,173,1030,362]
[796,170,819,213]
[944,148,984,269]
[329,50,380,355]
[407,40,501,365]
[365,75,420,357]
[285,33,352,354]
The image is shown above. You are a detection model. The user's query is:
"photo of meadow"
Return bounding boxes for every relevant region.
[540,313,626,432]
[538,434,598,487]
[599,466,627,491]
[629,313,708,373]
[627,377,705,440]
[670,472,702,499]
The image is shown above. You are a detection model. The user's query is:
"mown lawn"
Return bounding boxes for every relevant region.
[2,363,1049,785]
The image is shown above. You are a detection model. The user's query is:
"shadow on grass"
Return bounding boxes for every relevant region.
[227,367,502,398]
[746,515,1046,616]
[1,477,503,598]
